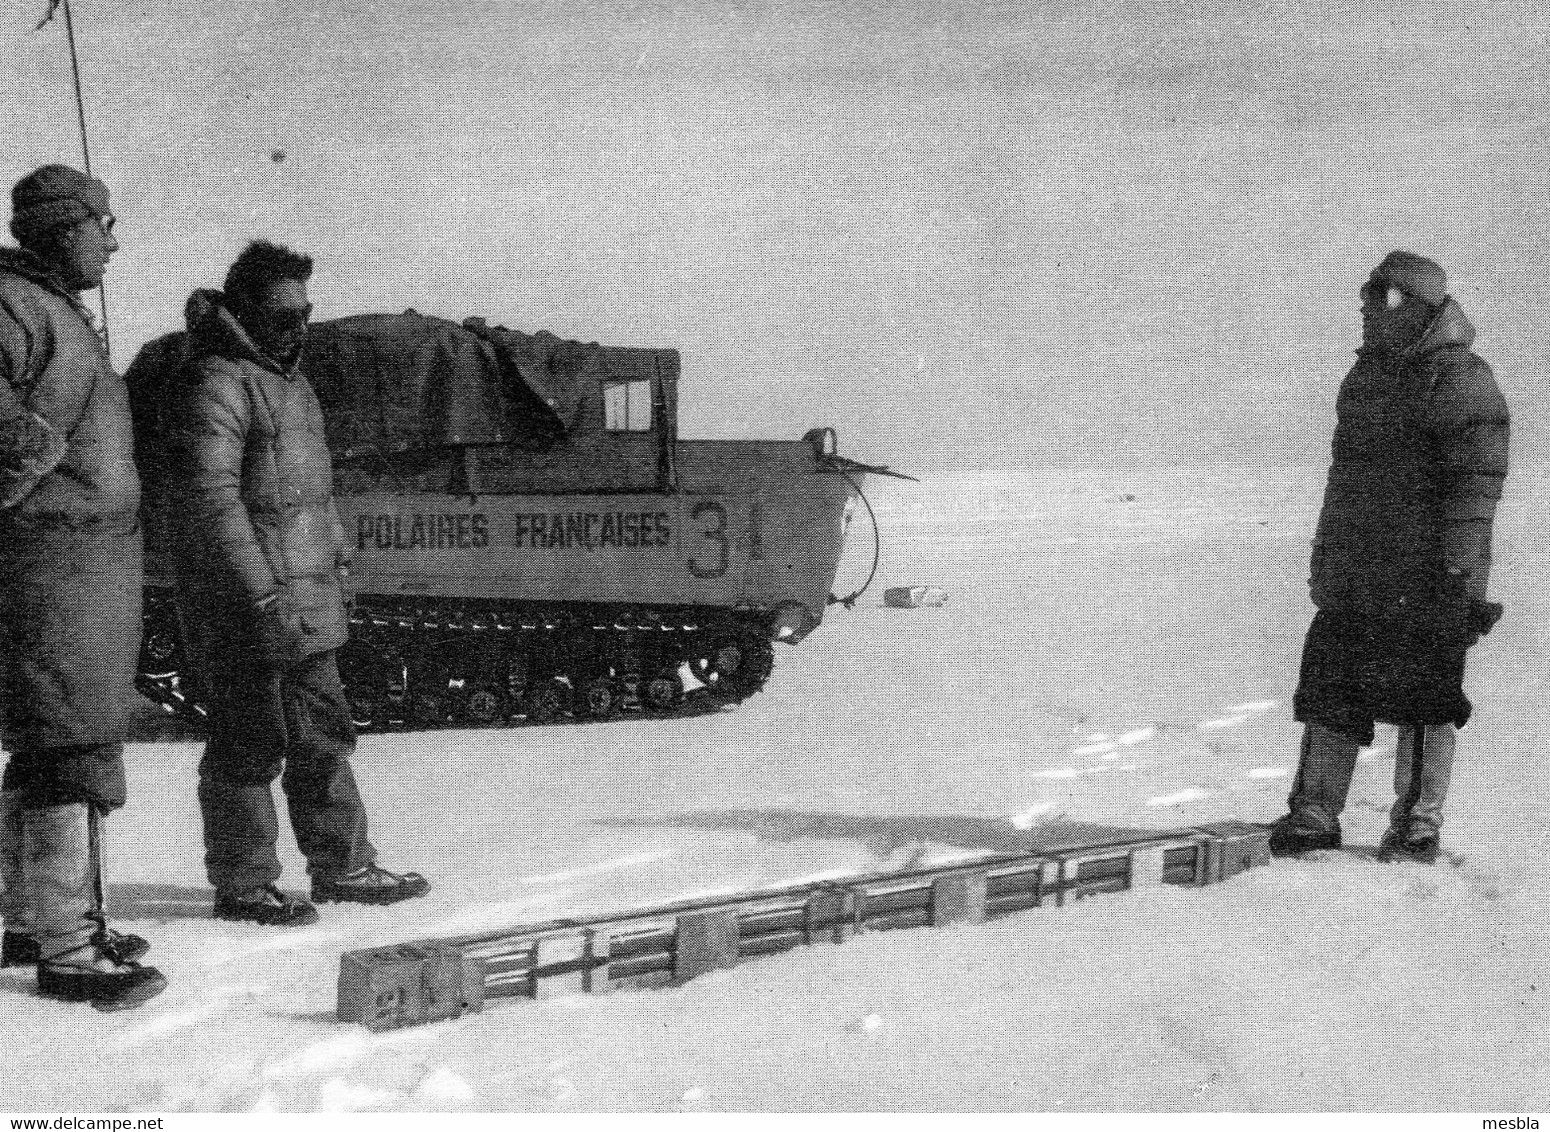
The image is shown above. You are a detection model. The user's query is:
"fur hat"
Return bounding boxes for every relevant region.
[1374,250,1447,307]
[9,164,111,245]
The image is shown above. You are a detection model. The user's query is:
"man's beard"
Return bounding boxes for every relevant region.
[256,332,306,367]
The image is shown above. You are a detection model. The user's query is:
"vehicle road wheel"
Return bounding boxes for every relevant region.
[410,687,450,726]
[706,633,775,696]
[347,687,388,732]
[525,677,571,723]
[583,675,615,718]
[643,669,683,712]
[139,629,179,676]
[460,682,507,726]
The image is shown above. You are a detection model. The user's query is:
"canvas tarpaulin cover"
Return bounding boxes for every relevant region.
[303,312,599,455]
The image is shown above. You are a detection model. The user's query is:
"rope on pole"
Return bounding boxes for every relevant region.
[54,0,111,354]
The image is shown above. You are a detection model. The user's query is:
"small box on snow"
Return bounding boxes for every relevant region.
[884,585,948,608]
[337,942,484,1030]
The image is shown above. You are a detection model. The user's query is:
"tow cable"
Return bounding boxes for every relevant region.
[827,469,881,609]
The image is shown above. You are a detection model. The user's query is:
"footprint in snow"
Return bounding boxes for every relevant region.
[1197,714,1251,731]
[1072,740,1118,756]
[1227,700,1277,714]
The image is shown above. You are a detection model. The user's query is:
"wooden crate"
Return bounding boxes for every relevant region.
[337,943,484,1030]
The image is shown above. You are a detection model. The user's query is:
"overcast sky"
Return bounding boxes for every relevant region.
[3,0,1546,473]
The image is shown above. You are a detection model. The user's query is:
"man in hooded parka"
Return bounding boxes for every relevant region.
[1271,251,1510,864]
[0,165,166,1010]
[166,240,427,925]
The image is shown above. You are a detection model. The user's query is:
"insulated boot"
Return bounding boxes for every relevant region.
[312,863,429,906]
[1,788,28,952]
[37,939,167,1012]
[23,803,166,1009]
[3,926,148,968]
[1267,814,1342,856]
[1378,829,1440,865]
[1272,723,1361,855]
[24,803,100,961]
[1390,724,1456,846]
[213,883,319,926]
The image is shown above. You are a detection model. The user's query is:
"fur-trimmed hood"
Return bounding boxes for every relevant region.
[1408,297,1475,358]
[0,245,94,323]
[185,289,297,377]
[0,246,58,290]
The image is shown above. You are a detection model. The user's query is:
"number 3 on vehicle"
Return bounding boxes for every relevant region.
[688,500,729,579]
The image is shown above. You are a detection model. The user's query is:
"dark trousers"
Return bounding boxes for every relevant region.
[1,743,125,811]
[197,649,375,893]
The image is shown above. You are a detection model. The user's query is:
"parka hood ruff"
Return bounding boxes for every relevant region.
[1410,297,1475,357]
[182,288,220,335]
[0,246,57,290]
[1361,297,1477,364]
[186,291,296,377]
[0,246,92,316]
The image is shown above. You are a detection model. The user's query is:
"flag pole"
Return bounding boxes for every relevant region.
[55,0,111,354]
[59,0,91,176]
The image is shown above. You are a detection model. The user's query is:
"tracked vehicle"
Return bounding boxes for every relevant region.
[131,311,897,731]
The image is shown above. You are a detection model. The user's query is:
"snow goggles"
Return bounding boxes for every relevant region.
[250,303,313,333]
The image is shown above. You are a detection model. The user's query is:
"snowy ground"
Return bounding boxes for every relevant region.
[3,463,1548,1112]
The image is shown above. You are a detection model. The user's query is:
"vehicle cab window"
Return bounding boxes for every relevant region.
[604,379,653,431]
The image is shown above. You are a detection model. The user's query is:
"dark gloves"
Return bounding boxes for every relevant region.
[1467,598,1503,646]
[1441,570,1503,648]
[250,591,306,668]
